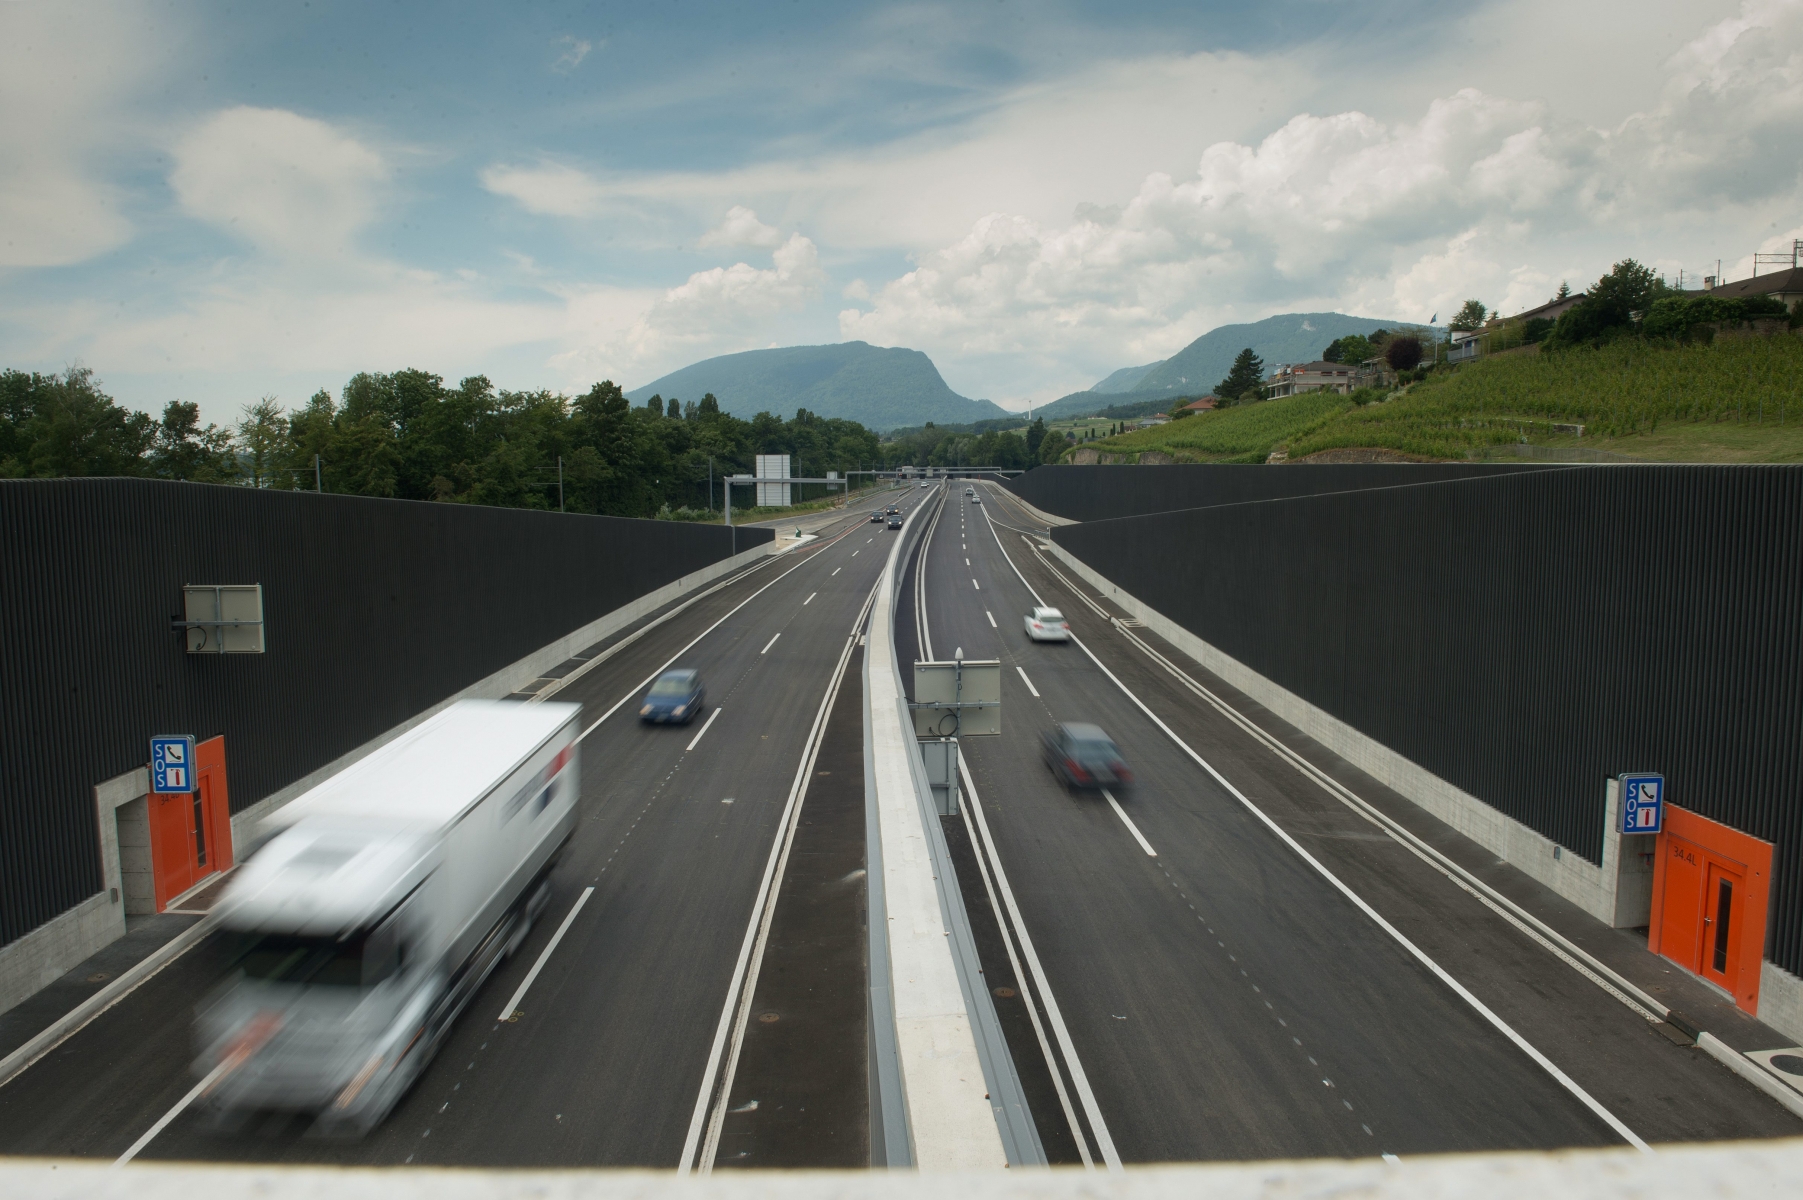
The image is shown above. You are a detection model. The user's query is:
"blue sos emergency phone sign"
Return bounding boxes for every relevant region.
[151,735,196,794]
[1619,773,1665,834]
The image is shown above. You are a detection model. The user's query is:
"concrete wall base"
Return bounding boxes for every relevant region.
[0,540,776,1022]
[1759,962,1803,1047]
[1042,537,1803,1046]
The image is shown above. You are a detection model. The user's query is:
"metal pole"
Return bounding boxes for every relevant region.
[314,454,322,492]
[708,457,714,512]
[557,456,564,513]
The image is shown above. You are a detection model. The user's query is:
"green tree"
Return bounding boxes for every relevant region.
[151,401,238,482]
[1025,416,1046,455]
[1545,259,1674,350]
[0,367,153,478]
[237,397,293,487]
[1215,348,1265,402]
[1323,333,1376,365]
[1448,300,1489,332]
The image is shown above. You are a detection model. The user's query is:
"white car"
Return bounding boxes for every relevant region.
[1024,607,1070,642]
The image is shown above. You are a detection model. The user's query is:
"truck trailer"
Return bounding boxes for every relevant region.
[194,700,580,1134]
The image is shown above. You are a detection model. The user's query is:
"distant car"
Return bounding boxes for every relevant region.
[1042,722,1133,790]
[641,668,704,724]
[965,486,974,496]
[920,481,930,488]
[1025,607,1070,642]
[870,510,884,522]
[886,505,899,515]
[887,513,903,529]
[970,492,981,503]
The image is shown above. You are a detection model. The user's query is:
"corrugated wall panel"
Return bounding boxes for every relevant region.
[1047,465,1803,975]
[0,480,772,945]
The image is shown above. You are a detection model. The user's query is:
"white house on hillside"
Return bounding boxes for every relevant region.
[1262,361,1356,399]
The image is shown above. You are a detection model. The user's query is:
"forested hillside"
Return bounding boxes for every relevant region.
[0,367,884,518]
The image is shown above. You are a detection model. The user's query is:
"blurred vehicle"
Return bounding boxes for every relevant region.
[870,510,884,522]
[1025,606,1070,642]
[965,486,974,496]
[919,480,930,488]
[887,513,903,529]
[1042,722,1133,790]
[970,492,981,503]
[195,701,579,1136]
[885,504,899,515]
[640,668,704,724]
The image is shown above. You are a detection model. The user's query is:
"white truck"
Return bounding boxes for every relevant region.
[194,700,580,1134]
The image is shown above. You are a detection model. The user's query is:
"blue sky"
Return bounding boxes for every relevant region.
[4,0,1801,423]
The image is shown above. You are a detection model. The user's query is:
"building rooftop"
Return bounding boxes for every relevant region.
[1708,266,1803,301]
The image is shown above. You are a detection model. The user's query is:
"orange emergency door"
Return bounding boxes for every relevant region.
[149,735,234,911]
[1648,804,1770,1014]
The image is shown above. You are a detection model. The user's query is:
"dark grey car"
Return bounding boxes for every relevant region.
[1041,722,1133,789]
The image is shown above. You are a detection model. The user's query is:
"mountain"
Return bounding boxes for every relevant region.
[1027,391,1148,420]
[1126,312,1435,398]
[625,342,1008,432]
[1090,361,1165,394]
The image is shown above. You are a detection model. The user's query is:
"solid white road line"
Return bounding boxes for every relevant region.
[681,583,881,1173]
[1102,790,1157,857]
[529,553,784,705]
[956,768,1092,1171]
[686,706,724,752]
[114,1061,231,1165]
[761,632,781,654]
[575,532,843,743]
[1073,596,1671,1027]
[804,592,817,605]
[960,753,1122,1172]
[1015,665,1040,697]
[986,611,997,627]
[497,886,596,1021]
[979,504,1652,1153]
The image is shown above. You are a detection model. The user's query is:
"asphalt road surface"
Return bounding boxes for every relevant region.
[0,489,922,1168]
[933,480,1799,1163]
[2,478,1794,1171]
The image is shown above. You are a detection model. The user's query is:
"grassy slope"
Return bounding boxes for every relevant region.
[1080,392,1351,462]
[1288,336,1803,461]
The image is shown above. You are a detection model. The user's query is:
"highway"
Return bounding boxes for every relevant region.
[0,477,1795,1170]
[906,480,1800,1163]
[0,486,926,1169]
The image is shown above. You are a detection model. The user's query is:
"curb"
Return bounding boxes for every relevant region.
[1698,1032,1803,1122]
[0,913,216,1091]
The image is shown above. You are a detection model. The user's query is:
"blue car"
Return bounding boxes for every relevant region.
[640,668,705,724]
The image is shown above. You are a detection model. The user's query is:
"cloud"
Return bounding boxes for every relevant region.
[170,107,388,259]
[551,233,826,385]
[480,161,611,218]
[0,1,160,267]
[698,205,783,249]
[626,232,824,358]
[551,35,594,74]
[839,1,1803,400]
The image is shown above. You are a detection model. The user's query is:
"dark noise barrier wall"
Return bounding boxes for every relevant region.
[0,479,773,946]
[1042,465,1803,978]
[1010,462,1558,523]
